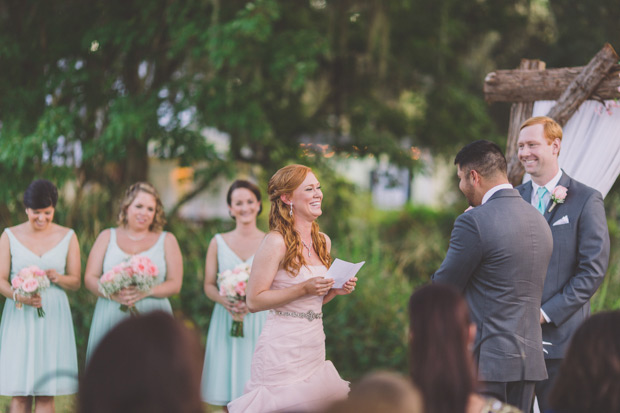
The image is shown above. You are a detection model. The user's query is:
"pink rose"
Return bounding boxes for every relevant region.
[147,264,158,277]
[11,277,23,289]
[548,185,568,212]
[234,281,247,297]
[552,186,568,201]
[232,267,242,274]
[100,272,114,283]
[18,269,33,280]
[22,278,39,293]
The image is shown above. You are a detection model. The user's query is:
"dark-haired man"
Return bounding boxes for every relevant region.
[433,140,552,412]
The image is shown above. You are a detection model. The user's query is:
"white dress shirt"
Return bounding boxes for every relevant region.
[530,169,563,210]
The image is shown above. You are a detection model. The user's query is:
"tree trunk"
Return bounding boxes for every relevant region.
[124,138,149,186]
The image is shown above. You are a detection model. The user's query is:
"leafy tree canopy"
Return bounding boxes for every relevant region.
[1,0,617,220]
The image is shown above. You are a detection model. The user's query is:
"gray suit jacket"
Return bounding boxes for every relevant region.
[516,172,609,359]
[433,189,552,382]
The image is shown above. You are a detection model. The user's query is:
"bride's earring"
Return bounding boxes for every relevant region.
[289,202,293,217]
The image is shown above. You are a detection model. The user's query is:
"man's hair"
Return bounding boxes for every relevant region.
[520,116,563,144]
[454,140,507,178]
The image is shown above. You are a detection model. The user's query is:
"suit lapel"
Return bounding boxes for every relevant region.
[544,171,571,224]
[518,181,533,203]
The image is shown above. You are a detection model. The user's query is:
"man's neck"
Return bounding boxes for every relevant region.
[480,179,510,194]
[531,166,560,187]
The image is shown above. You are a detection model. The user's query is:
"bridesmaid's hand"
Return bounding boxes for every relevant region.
[231,301,250,320]
[45,269,60,283]
[221,297,237,314]
[332,277,357,295]
[303,277,334,296]
[17,293,42,308]
[109,291,129,306]
[120,286,150,307]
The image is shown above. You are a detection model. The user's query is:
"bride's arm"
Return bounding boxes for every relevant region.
[246,232,333,313]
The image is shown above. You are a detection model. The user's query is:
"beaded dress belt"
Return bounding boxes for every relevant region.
[269,309,323,321]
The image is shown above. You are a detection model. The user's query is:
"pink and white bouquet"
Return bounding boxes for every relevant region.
[98,255,159,315]
[12,265,51,318]
[218,263,251,337]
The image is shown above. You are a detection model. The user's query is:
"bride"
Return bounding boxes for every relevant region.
[228,164,356,413]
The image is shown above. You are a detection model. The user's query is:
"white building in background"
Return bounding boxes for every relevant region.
[148,129,454,220]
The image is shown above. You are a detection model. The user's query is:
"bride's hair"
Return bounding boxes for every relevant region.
[268,164,331,274]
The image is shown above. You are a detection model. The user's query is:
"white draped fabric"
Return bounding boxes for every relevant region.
[521,100,620,198]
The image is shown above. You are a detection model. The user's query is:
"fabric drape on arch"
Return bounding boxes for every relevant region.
[521,100,620,198]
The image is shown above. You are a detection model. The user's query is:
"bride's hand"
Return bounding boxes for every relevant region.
[333,277,358,295]
[303,277,334,296]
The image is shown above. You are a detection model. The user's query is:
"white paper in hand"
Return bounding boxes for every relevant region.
[324,258,365,288]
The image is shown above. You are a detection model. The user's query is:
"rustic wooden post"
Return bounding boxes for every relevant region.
[503,59,546,186]
[547,43,619,125]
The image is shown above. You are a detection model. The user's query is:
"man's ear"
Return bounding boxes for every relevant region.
[470,169,481,185]
[551,138,561,156]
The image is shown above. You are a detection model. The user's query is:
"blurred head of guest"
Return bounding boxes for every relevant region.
[78,311,203,413]
[408,284,477,413]
[321,371,423,413]
[549,310,620,413]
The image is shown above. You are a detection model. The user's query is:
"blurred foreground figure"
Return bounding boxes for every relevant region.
[548,311,620,413]
[78,311,203,413]
[321,371,423,413]
[409,284,522,413]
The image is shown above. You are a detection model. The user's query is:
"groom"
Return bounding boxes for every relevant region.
[516,116,610,412]
[433,140,552,412]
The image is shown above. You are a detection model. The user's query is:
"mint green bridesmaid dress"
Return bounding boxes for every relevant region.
[0,228,79,396]
[85,228,172,362]
[201,234,267,405]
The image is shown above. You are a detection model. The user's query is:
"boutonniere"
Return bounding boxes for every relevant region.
[548,185,567,212]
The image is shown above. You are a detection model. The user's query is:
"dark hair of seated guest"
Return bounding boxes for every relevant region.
[408,284,477,413]
[78,311,203,413]
[548,310,620,413]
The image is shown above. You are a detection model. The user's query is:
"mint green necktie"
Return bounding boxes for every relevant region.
[536,187,548,215]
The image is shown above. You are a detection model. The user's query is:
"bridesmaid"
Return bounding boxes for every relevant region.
[201,180,267,410]
[0,179,80,413]
[84,182,183,361]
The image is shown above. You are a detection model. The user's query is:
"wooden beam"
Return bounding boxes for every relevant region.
[505,59,546,186]
[485,61,620,104]
[547,43,620,126]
